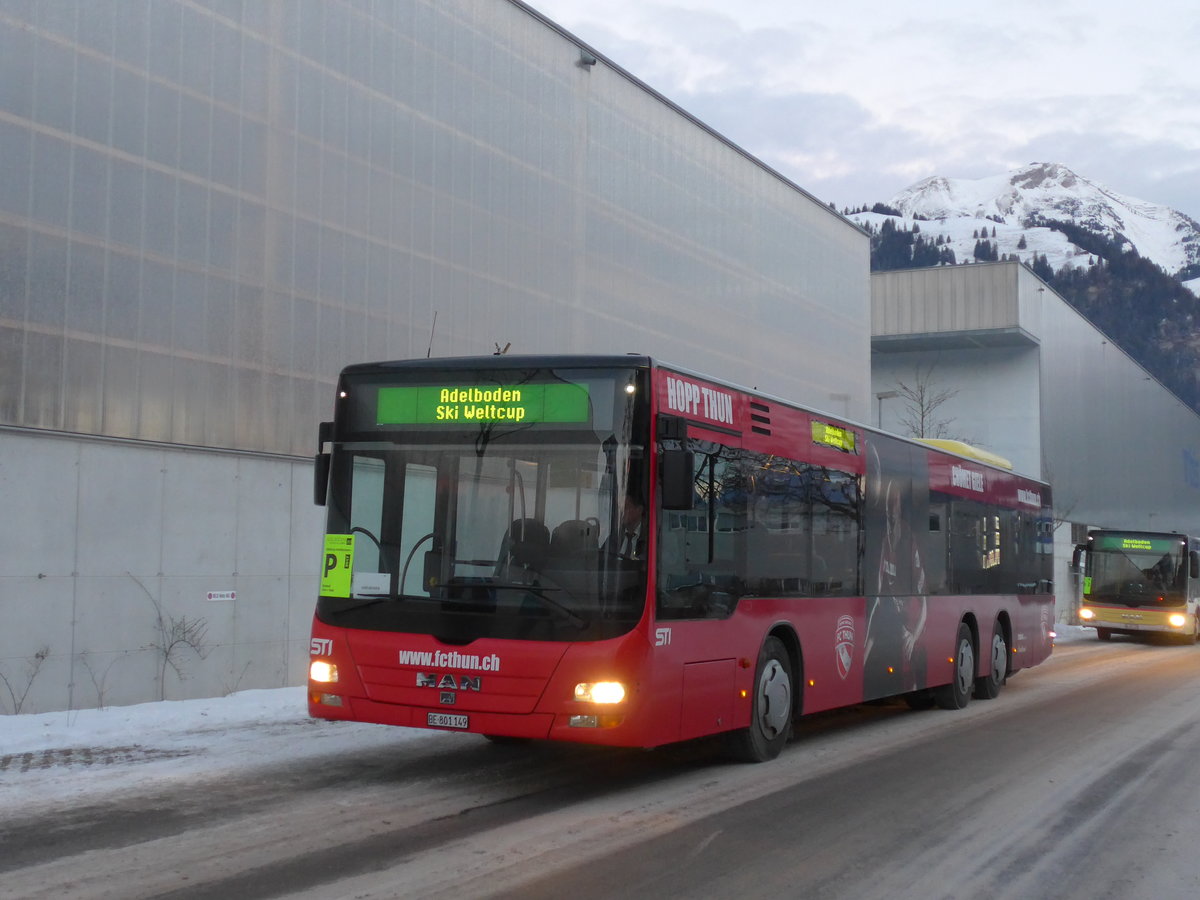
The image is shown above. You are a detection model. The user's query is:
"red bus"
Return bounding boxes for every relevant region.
[309,355,1055,761]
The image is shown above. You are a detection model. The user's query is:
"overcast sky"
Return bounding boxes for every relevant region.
[527,0,1200,222]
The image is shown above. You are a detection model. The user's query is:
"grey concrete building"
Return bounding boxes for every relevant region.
[871,261,1200,617]
[0,1,868,712]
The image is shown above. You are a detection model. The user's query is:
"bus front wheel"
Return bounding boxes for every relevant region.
[934,622,975,710]
[728,636,793,763]
[1096,628,1112,641]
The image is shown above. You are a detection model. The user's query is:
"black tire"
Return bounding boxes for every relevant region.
[727,636,794,763]
[1096,628,1112,641]
[974,621,1007,700]
[934,621,975,710]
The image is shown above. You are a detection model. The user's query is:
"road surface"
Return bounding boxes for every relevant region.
[3,635,1199,899]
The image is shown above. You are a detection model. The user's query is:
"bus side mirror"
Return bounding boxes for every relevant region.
[423,549,444,592]
[1191,551,1199,580]
[660,448,694,510]
[314,454,331,506]
[313,421,333,506]
[1071,544,1084,571]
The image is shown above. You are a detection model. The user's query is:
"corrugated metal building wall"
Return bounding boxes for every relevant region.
[0,0,868,712]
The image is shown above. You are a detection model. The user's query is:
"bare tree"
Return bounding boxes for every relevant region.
[128,574,210,700]
[893,363,959,439]
[0,646,49,714]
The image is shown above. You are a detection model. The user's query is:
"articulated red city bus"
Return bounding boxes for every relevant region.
[308,354,1055,761]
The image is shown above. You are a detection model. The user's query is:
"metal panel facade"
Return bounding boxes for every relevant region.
[0,0,867,460]
[0,1,867,711]
[872,263,1023,339]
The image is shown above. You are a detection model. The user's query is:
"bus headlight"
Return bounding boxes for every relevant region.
[310,660,339,683]
[1078,608,1095,621]
[1168,613,1187,628]
[574,681,626,704]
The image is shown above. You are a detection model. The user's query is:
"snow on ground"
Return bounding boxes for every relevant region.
[1,626,1095,809]
[0,684,425,810]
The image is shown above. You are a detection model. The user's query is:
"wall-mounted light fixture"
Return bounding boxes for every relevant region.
[578,50,597,68]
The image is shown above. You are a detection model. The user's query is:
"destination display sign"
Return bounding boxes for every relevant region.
[1092,534,1180,554]
[375,383,591,425]
[812,421,857,453]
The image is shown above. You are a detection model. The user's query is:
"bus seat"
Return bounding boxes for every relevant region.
[549,519,598,566]
[496,518,549,575]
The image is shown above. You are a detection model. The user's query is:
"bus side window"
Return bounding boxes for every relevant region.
[657,441,746,619]
[810,467,860,597]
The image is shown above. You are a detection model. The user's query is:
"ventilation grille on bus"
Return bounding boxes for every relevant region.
[750,400,771,435]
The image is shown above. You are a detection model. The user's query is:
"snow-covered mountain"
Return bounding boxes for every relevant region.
[853,163,1200,288]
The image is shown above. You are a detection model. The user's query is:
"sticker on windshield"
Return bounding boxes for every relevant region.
[322,534,355,598]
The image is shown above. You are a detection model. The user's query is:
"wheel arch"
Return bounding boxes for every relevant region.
[995,610,1014,678]
[766,623,804,720]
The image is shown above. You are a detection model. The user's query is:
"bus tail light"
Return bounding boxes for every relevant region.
[1168,613,1187,628]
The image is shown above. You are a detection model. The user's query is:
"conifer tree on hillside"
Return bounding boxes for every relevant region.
[866,213,1200,413]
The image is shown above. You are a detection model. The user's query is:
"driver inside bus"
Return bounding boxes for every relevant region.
[608,495,646,562]
[1147,552,1175,589]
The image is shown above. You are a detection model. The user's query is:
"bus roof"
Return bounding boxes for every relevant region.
[917,439,1013,471]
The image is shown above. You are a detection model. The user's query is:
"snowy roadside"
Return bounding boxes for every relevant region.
[2,625,1095,809]
[0,686,429,810]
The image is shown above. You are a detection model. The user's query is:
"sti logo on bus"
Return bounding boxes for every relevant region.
[664,376,734,426]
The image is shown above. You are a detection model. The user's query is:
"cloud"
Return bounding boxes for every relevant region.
[532,0,1200,220]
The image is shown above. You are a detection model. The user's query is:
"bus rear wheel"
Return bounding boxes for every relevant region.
[934,622,975,710]
[727,636,793,763]
[974,621,1007,700]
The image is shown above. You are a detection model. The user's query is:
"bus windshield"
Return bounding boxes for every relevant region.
[317,366,649,642]
[1086,534,1187,607]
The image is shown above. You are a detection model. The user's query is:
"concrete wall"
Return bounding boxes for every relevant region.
[0,429,320,713]
[873,344,1043,476]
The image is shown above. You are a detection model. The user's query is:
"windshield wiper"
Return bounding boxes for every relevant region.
[331,592,425,612]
